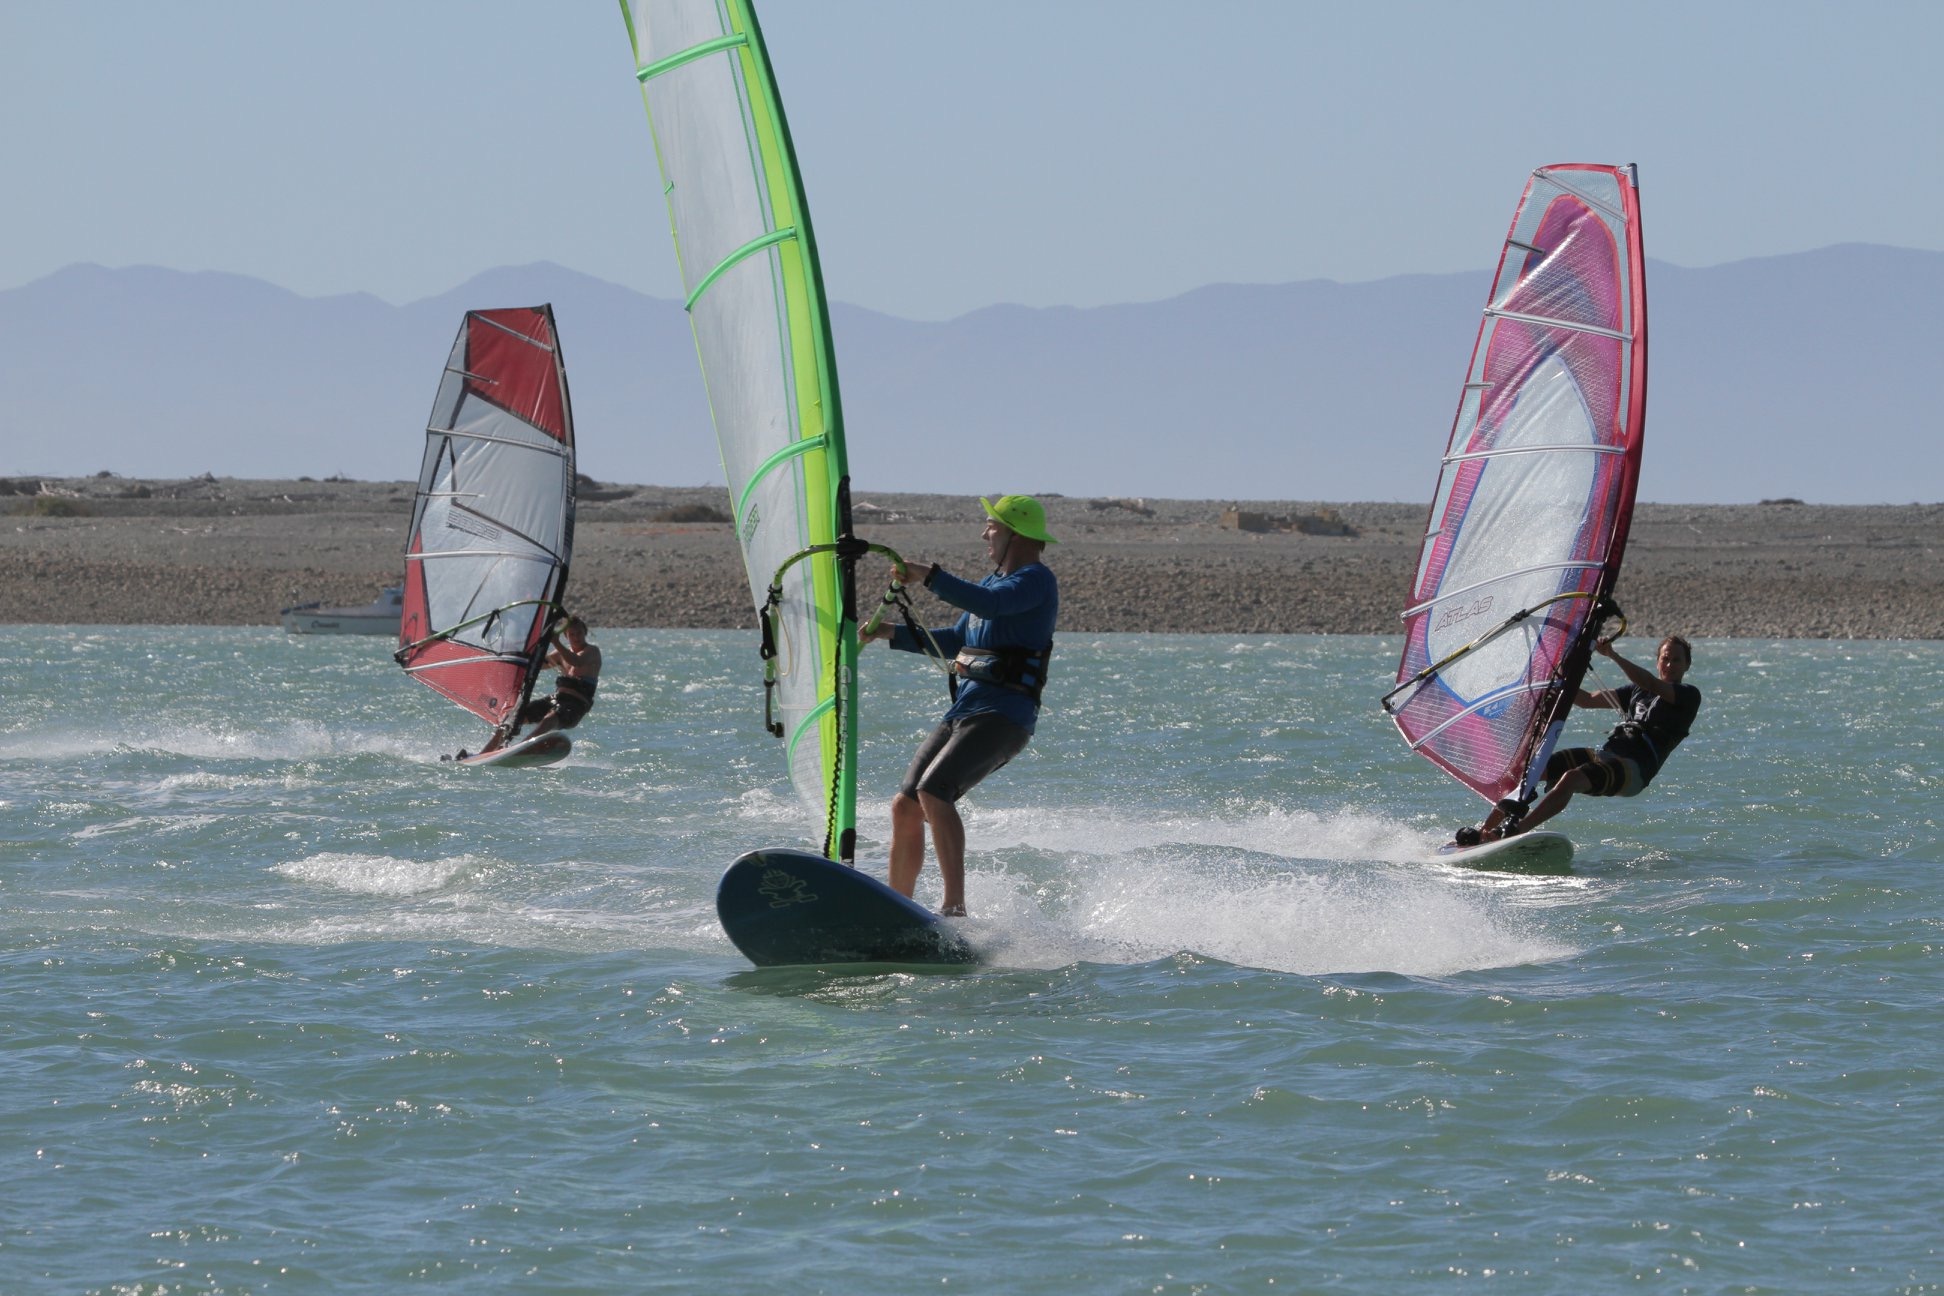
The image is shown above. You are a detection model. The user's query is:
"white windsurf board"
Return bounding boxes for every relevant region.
[1435,830,1574,875]
[447,732,572,769]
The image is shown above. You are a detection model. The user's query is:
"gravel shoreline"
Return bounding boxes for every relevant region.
[3,476,1939,639]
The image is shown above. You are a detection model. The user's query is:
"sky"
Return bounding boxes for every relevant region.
[5,2,1943,322]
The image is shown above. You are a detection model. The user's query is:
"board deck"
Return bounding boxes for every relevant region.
[716,848,978,968]
[1435,830,1575,875]
[448,732,573,768]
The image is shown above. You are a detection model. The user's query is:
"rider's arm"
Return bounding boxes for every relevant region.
[888,614,967,658]
[1599,640,1677,702]
[924,565,1051,620]
[548,639,592,676]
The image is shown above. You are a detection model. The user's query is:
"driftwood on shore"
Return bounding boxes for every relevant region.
[1,476,1938,639]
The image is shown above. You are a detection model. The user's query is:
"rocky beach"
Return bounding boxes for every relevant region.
[2,475,1938,639]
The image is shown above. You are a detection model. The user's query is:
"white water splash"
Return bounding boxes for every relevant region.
[874,800,1581,977]
[0,720,430,764]
[272,852,490,897]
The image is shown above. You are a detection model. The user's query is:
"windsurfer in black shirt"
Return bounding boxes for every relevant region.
[1468,634,1700,843]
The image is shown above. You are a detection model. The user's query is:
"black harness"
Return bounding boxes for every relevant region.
[953,644,1053,704]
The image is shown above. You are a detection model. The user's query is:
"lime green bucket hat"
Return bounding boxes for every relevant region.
[981,494,1057,544]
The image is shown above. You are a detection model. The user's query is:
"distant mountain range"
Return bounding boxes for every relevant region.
[2,245,1937,504]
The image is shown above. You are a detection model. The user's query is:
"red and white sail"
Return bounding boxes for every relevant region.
[396,306,576,729]
[1387,165,1647,804]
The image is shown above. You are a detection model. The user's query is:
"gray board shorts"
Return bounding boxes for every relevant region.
[898,712,1031,802]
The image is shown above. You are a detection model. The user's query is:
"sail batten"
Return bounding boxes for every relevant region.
[636,32,749,82]
[402,654,532,674]
[1482,307,1633,342]
[408,548,560,564]
[421,426,575,456]
[1533,168,1630,219]
[1409,680,1555,750]
[397,305,576,732]
[1402,561,1606,619]
[687,227,801,310]
[1443,443,1628,465]
[1389,164,1647,805]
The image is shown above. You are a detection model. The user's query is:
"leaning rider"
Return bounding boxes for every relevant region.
[1464,634,1700,844]
[863,495,1059,917]
[471,615,603,757]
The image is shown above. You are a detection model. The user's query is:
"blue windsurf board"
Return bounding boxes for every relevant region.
[716,848,977,968]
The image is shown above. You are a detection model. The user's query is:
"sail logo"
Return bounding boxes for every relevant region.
[758,867,817,909]
[1433,594,1494,633]
[449,510,502,543]
[740,503,762,546]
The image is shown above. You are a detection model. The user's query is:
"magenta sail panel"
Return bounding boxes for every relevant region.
[1390,165,1647,804]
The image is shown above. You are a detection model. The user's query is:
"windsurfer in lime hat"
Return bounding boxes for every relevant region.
[863,495,1060,917]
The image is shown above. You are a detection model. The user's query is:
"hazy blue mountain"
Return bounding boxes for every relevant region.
[0,262,710,491]
[2,245,1936,503]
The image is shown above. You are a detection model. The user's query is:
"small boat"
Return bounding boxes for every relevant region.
[280,584,405,635]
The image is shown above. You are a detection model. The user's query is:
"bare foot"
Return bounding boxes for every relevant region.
[937,903,967,918]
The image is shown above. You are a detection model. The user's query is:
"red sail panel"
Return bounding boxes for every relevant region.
[402,637,534,727]
[1389,165,1646,804]
[465,308,569,443]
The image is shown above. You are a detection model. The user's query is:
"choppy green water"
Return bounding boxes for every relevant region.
[2,628,1940,1291]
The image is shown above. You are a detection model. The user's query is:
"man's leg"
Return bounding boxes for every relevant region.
[479,720,516,755]
[538,694,592,739]
[893,714,1021,915]
[888,792,927,898]
[890,723,956,897]
[1499,768,1589,837]
[488,697,548,752]
[918,790,967,916]
[1480,748,1586,839]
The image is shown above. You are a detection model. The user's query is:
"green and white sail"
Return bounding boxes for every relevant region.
[621,0,862,861]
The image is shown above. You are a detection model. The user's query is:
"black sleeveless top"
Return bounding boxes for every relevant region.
[1603,683,1701,778]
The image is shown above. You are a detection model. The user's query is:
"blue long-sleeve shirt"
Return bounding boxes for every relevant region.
[887,562,1058,733]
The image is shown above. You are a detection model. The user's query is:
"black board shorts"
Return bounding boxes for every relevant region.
[1545,746,1647,798]
[519,687,593,730]
[899,712,1031,803]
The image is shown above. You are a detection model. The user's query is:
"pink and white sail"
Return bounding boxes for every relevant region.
[396,306,576,730]
[1387,165,1647,804]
